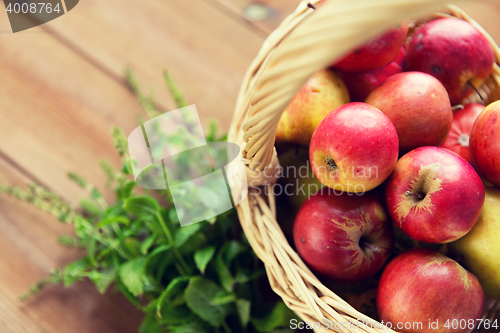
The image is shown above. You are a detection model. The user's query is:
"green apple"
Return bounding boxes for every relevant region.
[448,186,500,300]
[276,69,350,146]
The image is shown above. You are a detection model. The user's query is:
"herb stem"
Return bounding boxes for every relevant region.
[155,212,189,275]
[96,196,109,210]
[222,320,233,333]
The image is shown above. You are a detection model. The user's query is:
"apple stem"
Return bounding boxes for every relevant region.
[360,240,380,253]
[325,156,338,171]
[405,191,425,200]
[452,104,464,111]
[467,81,483,101]
[307,3,316,9]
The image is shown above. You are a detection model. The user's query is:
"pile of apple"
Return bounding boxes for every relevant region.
[277,15,500,333]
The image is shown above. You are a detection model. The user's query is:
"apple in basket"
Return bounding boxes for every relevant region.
[441,103,484,165]
[275,68,350,146]
[470,100,500,187]
[365,71,453,154]
[448,186,500,300]
[385,146,485,244]
[377,248,485,333]
[293,191,394,283]
[331,21,409,73]
[335,45,407,102]
[406,17,495,105]
[309,102,399,193]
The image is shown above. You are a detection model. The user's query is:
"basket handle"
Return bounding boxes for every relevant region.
[229,0,469,178]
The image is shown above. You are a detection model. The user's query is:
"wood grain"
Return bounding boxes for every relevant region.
[40,0,265,132]
[209,0,302,34]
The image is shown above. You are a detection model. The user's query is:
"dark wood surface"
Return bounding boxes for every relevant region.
[0,1,499,332]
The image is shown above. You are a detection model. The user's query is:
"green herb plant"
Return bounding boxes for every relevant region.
[2,71,297,333]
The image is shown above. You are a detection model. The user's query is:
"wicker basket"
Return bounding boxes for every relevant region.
[228,0,500,332]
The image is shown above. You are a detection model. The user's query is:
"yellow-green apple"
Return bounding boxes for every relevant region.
[470,100,500,187]
[309,102,398,193]
[406,17,495,105]
[335,46,406,102]
[332,21,409,73]
[366,71,453,154]
[293,191,394,282]
[449,187,500,300]
[377,248,485,333]
[385,146,485,244]
[276,69,350,146]
[441,103,484,166]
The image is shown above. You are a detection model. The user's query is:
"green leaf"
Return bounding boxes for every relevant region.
[88,267,116,294]
[223,241,247,264]
[123,197,159,216]
[157,276,190,317]
[116,280,142,308]
[123,237,142,258]
[236,299,251,327]
[139,313,163,333]
[251,302,297,333]
[178,232,206,256]
[119,181,136,199]
[80,198,103,218]
[170,321,210,333]
[235,268,265,284]
[210,291,236,305]
[215,252,234,292]
[119,257,146,296]
[194,246,215,274]
[157,305,193,325]
[62,258,91,287]
[143,244,172,279]
[96,216,130,228]
[146,244,171,260]
[140,235,156,255]
[174,223,202,248]
[184,277,231,328]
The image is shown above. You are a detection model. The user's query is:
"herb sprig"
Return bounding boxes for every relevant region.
[3,71,297,333]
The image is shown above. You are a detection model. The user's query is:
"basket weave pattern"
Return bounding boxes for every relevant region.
[228,1,500,332]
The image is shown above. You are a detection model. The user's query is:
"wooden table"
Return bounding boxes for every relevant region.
[0,1,499,332]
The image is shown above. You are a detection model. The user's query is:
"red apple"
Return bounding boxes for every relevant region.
[331,21,409,73]
[470,100,500,187]
[366,71,452,153]
[441,103,484,165]
[406,17,495,105]
[276,69,350,146]
[309,102,399,193]
[336,46,406,102]
[385,146,485,244]
[293,191,394,282]
[377,248,484,333]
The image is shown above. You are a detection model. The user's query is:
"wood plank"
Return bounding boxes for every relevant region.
[0,157,143,333]
[37,0,265,133]
[0,26,143,205]
[208,0,302,34]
